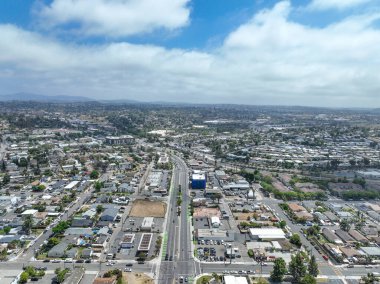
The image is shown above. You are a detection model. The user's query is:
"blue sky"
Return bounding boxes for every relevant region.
[0,0,380,107]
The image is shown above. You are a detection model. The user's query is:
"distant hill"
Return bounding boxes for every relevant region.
[0,93,93,103]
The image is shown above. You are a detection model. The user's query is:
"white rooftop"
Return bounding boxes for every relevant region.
[249,228,286,239]
[224,276,249,284]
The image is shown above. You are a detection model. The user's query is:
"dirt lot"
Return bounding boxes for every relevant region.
[129,199,166,217]
[233,212,255,221]
[123,272,153,284]
[193,207,221,218]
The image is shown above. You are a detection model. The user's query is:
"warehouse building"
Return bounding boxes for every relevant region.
[248,228,286,241]
[195,229,235,242]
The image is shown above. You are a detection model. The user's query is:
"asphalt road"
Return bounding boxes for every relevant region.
[158,163,180,284]
[176,156,194,279]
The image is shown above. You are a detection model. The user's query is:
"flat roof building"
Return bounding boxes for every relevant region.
[211,216,221,228]
[196,229,235,241]
[137,233,153,252]
[120,234,135,248]
[141,217,154,232]
[192,173,206,190]
[249,228,286,241]
[105,135,135,145]
[64,180,80,190]
[223,275,249,284]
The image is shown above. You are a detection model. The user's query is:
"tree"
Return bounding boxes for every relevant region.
[137,252,147,261]
[90,170,99,179]
[211,272,221,283]
[18,272,29,284]
[1,160,6,172]
[300,274,317,284]
[2,173,10,184]
[340,219,351,232]
[308,255,319,277]
[94,181,103,191]
[96,205,104,214]
[290,233,302,247]
[47,237,60,248]
[22,215,34,235]
[270,257,287,282]
[55,268,69,284]
[3,226,11,234]
[18,157,28,167]
[215,193,223,204]
[0,247,7,261]
[289,252,307,283]
[306,225,320,236]
[278,220,287,229]
[361,273,380,284]
[52,221,70,234]
[256,278,269,284]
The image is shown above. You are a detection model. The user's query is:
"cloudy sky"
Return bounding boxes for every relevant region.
[0,0,379,107]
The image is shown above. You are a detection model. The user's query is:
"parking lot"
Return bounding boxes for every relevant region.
[109,216,164,261]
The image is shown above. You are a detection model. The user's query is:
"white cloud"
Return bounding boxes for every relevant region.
[307,0,373,11]
[1,1,380,107]
[37,0,190,37]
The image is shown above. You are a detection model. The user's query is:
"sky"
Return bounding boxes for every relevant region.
[0,0,380,107]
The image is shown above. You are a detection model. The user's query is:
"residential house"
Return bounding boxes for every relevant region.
[322,228,343,245]
[335,229,355,243]
[48,242,68,258]
[100,208,118,222]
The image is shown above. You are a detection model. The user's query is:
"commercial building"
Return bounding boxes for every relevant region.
[192,173,206,189]
[120,234,135,249]
[141,217,154,232]
[195,229,235,242]
[105,135,135,145]
[223,275,248,284]
[137,233,153,252]
[223,180,250,191]
[248,228,286,241]
[211,216,221,228]
[147,171,163,189]
[64,180,80,190]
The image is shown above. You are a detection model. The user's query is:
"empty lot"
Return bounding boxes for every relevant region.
[129,199,166,217]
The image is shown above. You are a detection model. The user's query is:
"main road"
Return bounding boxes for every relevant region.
[157,155,195,284]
